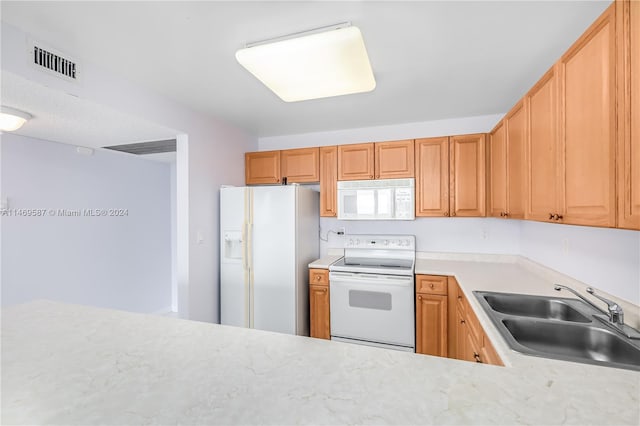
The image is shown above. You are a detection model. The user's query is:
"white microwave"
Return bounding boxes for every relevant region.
[337,178,415,220]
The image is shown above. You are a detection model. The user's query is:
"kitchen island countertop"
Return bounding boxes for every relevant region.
[2,294,639,425]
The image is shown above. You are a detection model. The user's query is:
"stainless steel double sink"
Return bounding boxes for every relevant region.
[474,291,640,371]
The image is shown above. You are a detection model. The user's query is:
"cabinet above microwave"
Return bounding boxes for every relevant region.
[337,178,415,220]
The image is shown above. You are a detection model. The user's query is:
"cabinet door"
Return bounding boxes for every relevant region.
[319,146,338,217]
[375,140,415,179]
[450,134,486,217]
[280,147,319,183]
[337,143,374,180]
[488,121,507,218]
[618,0,640,230]
[416,293,447,357]
[526,67,562,222]
[505,101,527,219]
[309,284,330,339]
[415,137,450,217]
[447,277,460,359]
[455,306,471,361]
[560,4,616,227]
[245,151,281,185]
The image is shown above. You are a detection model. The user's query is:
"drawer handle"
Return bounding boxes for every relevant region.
[444,211,449,217]
[460,319,466,324]
[316,275,322,281]
[457,296,462,300]
[418,295,423,300]
[429,283,434,288]
[474,352,482,363]
[323,288,327,293]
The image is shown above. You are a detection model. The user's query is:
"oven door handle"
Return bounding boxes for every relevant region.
[329,272,413,287]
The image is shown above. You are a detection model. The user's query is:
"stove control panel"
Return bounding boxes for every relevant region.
[343,234,415,250]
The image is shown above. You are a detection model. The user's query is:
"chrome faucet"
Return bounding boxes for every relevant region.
[586,287,624,325]
[553,284,606,314]
[554,284,640,339]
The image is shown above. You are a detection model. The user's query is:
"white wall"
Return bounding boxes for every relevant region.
[520,221,640,306]
[2,22,258,322]
[321,217,521,255]
[1,134,172,312]
[259,114,504,150]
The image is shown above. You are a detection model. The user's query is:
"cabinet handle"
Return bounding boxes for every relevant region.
[504,212,509,217]
[429,283,434,289]
[474,352,482,363]
[457,296,462,300]
[460,319,465,324]
[370,175,374,179]
[452,212,457,217]
[316,275,321,281]
[549,213,554,220]
[554,214,563,221]
[444,212,449,217]
[500,212,504,217]
[322,288,327,293]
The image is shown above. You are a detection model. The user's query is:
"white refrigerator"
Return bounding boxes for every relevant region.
[220,185,319,336]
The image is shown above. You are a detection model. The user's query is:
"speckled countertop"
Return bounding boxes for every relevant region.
[2,254,639,425]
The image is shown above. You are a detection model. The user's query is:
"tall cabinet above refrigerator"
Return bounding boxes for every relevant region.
[220,185,319,336]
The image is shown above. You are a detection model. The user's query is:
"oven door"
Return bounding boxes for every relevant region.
[329,271,415,350]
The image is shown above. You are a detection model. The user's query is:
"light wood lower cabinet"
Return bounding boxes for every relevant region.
[447,276,503,366]
[415,275,448,357]
[309,269,330,339]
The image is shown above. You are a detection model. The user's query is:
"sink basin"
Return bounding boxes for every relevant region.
[473,291,640,371]
[481,292,591,323]
[502,318,640,369]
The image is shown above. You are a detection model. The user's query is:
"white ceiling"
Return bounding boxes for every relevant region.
[1,1,611,138]
[1,71,178,161]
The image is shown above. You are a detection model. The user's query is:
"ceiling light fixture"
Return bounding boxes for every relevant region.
[236,22,376,102]
[0,106,32,131]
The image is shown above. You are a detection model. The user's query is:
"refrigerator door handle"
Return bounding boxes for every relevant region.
[241,223,247,271]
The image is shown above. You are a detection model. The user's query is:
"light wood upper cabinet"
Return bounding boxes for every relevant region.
[617,0,640,230]
[526,66,562,222]
[337,143,375,180]
[280,147,319,183]
[245,151,281,185]
[415,137,450,217]
[375,140,415,179]
[319,146,338,217]
[560,4,616,227]
[506,101,526,219]
[309,269,330,340]
[488,121,507,218]
[450,134,486,217]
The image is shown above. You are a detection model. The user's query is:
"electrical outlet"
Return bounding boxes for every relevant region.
[337,227,346,235]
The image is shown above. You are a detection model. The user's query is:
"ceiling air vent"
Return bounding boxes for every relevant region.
[103,139,177,155]
[31,42,78,81]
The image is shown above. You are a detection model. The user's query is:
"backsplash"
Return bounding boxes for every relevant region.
[320,216,640,306]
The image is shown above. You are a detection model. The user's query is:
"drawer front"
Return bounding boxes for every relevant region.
[416,275,448,295]
[309,268,329,286]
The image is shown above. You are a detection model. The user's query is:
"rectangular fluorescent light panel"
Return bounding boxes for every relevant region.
[236,26,376,102]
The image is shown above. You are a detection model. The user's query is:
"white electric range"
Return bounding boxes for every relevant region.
[329,234,416,352]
